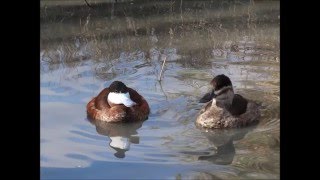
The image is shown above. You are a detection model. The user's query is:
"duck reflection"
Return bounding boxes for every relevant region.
[197,126,255,165]
[88,118,144,158]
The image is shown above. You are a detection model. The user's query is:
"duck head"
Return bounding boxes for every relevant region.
[200,74,235,106]
[107,81,137,107]
[210,74,235,107]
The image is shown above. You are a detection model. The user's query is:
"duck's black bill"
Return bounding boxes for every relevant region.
[199,90,216,103]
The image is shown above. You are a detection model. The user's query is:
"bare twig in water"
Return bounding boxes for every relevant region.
[84,0,93,8]
[158,56,167,81]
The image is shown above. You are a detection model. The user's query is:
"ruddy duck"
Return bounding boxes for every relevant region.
[196,74,260,129]
[87,81,150,122]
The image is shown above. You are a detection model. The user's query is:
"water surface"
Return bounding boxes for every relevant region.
[41,0,279,179]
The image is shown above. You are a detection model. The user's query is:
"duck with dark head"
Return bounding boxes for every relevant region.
[197,74,260,129]
[87,81,150,122]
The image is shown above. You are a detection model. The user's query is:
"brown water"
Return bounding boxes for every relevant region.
[40,0,279,179]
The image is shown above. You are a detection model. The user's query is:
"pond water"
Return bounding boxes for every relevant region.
[40,0,279,179]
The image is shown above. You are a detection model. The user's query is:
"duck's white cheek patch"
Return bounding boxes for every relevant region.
[108,92,137,107]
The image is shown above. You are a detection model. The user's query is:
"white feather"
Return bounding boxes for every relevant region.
[108,92,137,107]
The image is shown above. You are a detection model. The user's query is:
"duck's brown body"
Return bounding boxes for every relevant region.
[87,87,150,122]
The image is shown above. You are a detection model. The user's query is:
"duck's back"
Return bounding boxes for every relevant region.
[87,87,150,122]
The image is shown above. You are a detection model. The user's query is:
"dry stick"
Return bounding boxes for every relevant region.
[158,57,167,81]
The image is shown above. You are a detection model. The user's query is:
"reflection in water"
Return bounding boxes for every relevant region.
[197,126,254,165]
[87,118,144,159]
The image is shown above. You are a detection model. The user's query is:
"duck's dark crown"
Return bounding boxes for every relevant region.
[211,74,233,91]
[109,81,128,93]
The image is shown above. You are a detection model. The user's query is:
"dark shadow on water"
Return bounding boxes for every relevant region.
[196,125,256,165]
[87,118,145,159]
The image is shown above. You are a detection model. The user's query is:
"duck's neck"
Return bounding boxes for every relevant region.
[212,88,234,108]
